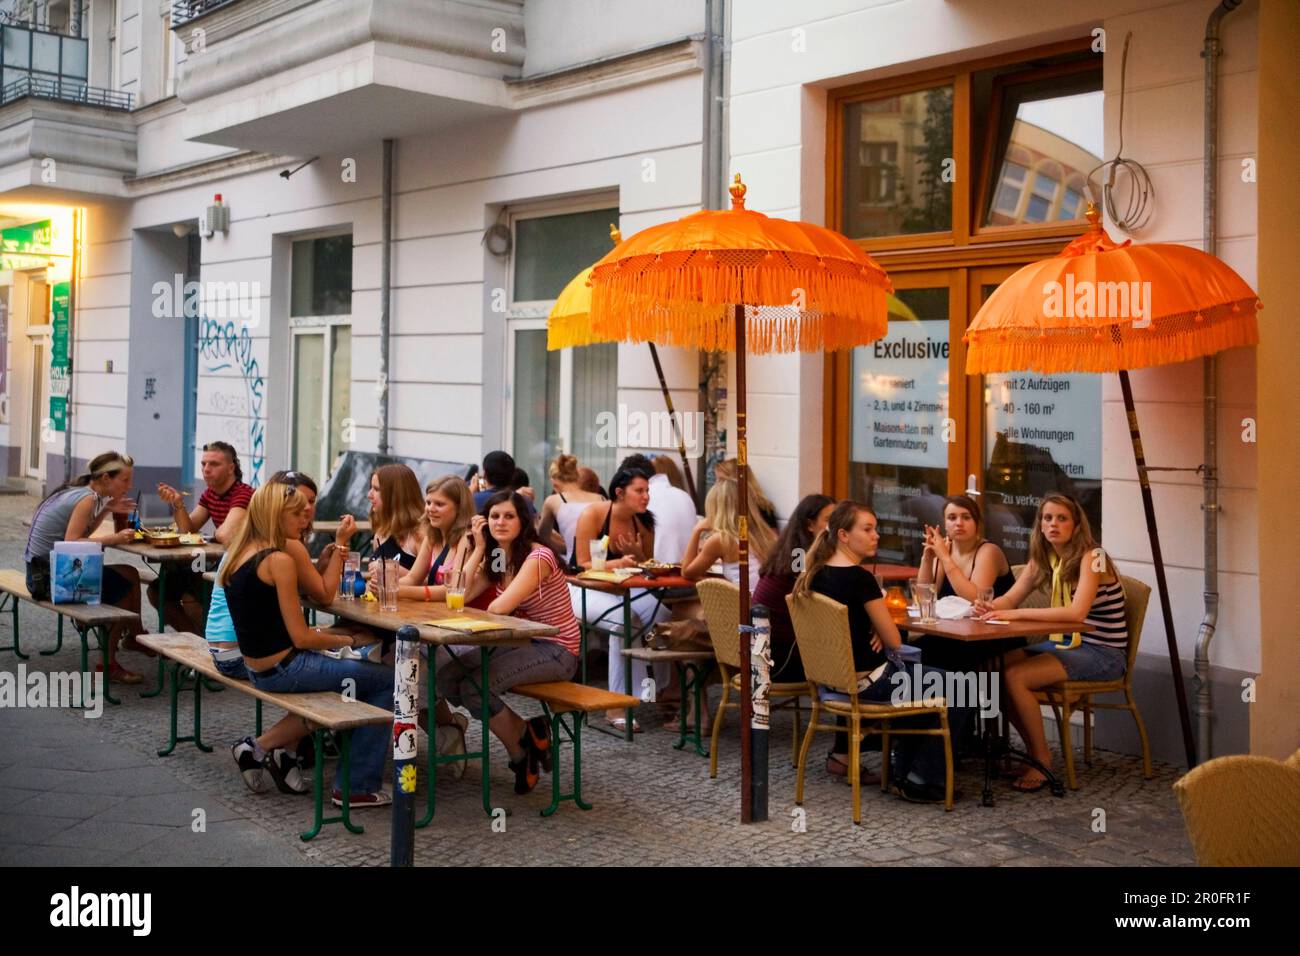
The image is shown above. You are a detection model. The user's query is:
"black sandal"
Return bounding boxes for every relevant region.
[524,716,552,773]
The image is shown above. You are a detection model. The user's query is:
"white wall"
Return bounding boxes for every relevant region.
[729,0,1261,674]
[522,0,704,76]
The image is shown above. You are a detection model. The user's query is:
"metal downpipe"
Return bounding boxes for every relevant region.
[1196,0,1242,763]
[378,138,393,456]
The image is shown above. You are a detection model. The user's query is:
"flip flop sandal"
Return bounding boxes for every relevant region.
[606,716,642,733]
[1011,774,1048,793]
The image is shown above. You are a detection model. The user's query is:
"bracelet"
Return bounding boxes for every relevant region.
[423,584,431,601]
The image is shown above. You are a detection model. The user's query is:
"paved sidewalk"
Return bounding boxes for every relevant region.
[0,492,1195,867]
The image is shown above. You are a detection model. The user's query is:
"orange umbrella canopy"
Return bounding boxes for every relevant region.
[965,206,1260,374]
[569,175,892,354]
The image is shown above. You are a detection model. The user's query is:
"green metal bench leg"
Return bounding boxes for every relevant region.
[42,612,63,656]
[539,706,593,817]
[301,729,364,841]
[580,587,589,685]
[78,625,119,707]
[157,663,212,755]
[0,593,28,659]
[158,662,182,756]
[672,662,710,758]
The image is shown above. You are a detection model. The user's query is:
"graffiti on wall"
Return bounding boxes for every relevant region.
[198,318,265,484]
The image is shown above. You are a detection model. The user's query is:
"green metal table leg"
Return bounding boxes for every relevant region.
[42,612,63,656]
[623,593,634,742]
[0,594,29,659]
[582,587,592,686]
[140,561,166,698]
[479,646,492,816]
[417,651,439,828]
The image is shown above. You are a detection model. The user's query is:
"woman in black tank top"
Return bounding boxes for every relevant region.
[918,494,1016,601]
[221,484,395,806]
[572,468,657,570]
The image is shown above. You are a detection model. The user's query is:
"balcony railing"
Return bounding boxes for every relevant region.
[172,0,243,28]
[0,73,133,110]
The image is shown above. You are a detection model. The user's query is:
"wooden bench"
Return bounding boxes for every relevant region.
[512,681,640,817]
[137,632,392,841]
[621,646,715,758]
[0,568,142,707]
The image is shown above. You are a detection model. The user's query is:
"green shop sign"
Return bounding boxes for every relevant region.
[50,280,70,431]
[0,220,56,270]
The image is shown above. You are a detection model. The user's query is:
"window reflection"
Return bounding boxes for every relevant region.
[983,86,1102,227]
[843,86,954,238]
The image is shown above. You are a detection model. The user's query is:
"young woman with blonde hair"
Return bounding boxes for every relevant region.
[222,484,394,808]
[682,478,775,593]
[396,475,477,599]
[978,493,1127,793]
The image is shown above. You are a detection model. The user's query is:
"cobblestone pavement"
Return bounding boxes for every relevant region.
[0,492,1194,867]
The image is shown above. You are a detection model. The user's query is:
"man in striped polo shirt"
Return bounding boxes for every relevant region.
[151,442,254,634]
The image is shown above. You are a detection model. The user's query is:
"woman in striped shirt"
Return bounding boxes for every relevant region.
[436,490,580,795]
[977,493,1128,793]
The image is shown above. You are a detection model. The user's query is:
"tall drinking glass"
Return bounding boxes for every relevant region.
[341,551,361,601]
[914,582,938,624]
[589,538,608,572]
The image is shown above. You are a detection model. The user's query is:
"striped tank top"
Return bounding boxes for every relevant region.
[493,546,581,657]
[1080,578,1128,650]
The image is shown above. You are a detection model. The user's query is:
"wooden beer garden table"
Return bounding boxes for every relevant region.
[304,592,557,826]
[899,614,1086,804]
[108,538,227,697]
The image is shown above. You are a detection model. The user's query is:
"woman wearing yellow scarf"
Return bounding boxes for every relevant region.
[976,494,1128,793]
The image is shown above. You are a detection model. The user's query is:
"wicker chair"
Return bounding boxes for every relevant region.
[786,590,953,821]
[1174,749,1300,865]
[1029,573,1153,789]
[697,578,805,779]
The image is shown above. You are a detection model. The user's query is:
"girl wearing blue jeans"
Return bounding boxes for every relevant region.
[222,483,394,808]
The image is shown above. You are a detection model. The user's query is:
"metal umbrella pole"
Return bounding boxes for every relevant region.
[646,342,699,506]
[1118,371,1197,768]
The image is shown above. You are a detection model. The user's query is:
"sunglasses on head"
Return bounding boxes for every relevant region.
[281,472,301,497]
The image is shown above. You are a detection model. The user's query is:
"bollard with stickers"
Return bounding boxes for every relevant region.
[390,625,420,867]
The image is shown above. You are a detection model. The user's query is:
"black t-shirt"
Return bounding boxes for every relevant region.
[810,564,885,672]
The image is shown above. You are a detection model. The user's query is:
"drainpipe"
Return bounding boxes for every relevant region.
[71,1,82,37]
[1197,0,1242,763]
[377,139,393,457]
[699,0,727,503]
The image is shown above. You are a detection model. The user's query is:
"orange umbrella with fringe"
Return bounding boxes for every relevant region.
[574,174,892,823]
[549,224,700,505]
[964,204,1260,772]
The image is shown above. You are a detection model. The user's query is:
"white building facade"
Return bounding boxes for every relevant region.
[1,0,1294,762]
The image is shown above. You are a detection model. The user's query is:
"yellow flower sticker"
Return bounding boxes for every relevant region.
[399,764,417,793]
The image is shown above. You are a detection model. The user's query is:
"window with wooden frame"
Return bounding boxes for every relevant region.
[824,39,1105,563]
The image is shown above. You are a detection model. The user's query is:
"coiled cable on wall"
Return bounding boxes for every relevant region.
[1087,32,1155,233]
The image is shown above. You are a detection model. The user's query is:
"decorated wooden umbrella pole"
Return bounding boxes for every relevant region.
[966,204,1260,769]
[579,174,892,822]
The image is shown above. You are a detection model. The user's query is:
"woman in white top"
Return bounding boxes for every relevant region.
[537,453,605,562]
[682,479,775,595]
